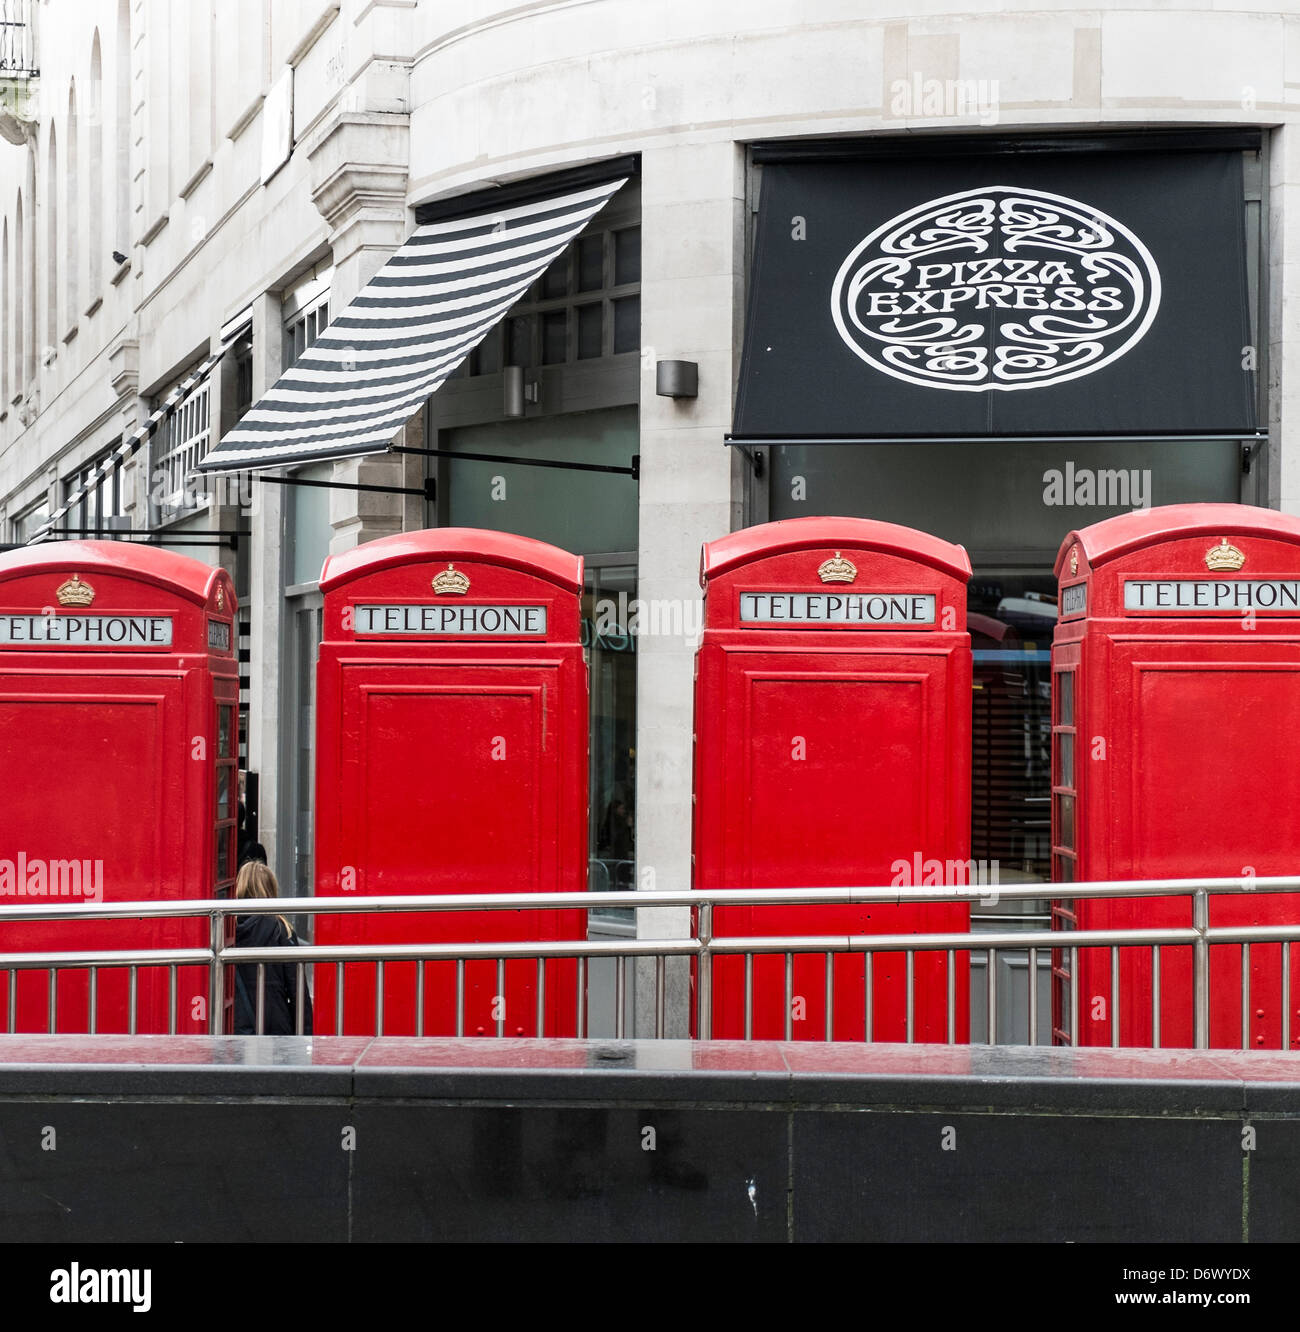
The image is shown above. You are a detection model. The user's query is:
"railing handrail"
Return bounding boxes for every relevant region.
[8,924,1300,972]
[0,872,1295,923]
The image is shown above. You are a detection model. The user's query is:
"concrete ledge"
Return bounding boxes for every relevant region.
[0,1038,1296,1242]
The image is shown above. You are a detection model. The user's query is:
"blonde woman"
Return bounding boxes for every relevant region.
[232,861,313,1035]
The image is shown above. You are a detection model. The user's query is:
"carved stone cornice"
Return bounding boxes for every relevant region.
[306,111,410,254]
[107,337,140,401]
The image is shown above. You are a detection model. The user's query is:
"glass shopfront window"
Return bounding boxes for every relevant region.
[442,407,638,556]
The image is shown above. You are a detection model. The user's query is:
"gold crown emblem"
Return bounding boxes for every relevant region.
[215,585,225,611]
[1069,545,1079,576]
[1205,538,1245,572]
[432,563,470,596]
[817,551,858,584]
[56,574,95,607]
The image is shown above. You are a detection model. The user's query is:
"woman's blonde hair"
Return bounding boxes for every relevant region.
[235,861,292,935]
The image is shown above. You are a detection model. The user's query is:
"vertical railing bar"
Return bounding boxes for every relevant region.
[906,950,915,1044]
[698,904,713,1042]
[947,949,956,1045]
[655,955,666,1040]
[784,952,793,1042]
[47,968,56,1035]
[495,958,505,1038]
[295,963,305,1037]
[1193,886,1210,1049]
[128,966,138,1037]
[1027,947,1038,1046]
[987,947,997,1045]
[1110,946,1119,1048]
[535,957,545,1039]
[1283,942,1292,1053]
[824,952,834,1042]
[615,955,627,1039]
[375,960,385,1037]
[168,965,178,1036]
[1152,946,1161,1049]
[255,964,265,1036]
[744,953,753,1041]
[576,956,587,1038]
[864,951,873,1043]
[1069,945,1080,1047]
[334,962,343,1037]
[1241,942,1250,1052]
[208,910,224,1036]
[416,962,425,1039]
[456,959,465,1037]
[88,967,97,1036]
[6,969,13,1034]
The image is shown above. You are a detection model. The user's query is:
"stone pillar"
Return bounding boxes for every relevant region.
[633,141,747,1035]
[306,110,412,555]
[1270,123,1300,517]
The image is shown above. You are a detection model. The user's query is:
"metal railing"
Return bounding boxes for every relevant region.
[0,0,36,78]
[1,875,1299,1048]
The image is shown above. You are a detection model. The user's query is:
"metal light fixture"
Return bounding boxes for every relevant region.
[503,365,539,418]
[656,359,698,399]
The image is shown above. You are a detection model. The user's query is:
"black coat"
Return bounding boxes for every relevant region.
[233,913,313,1035]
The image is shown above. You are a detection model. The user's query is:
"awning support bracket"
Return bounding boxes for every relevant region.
[257,474,435,501]
[391,444,638,479]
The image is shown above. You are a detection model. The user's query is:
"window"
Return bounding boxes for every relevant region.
[282,264,332,371]
[10,497,49,544]
[465,222,641,375]
[150,367,211,524]
[232,333,253,420]
[60,445,124,537]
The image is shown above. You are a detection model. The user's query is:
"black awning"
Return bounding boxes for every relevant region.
[733,145,1258,442]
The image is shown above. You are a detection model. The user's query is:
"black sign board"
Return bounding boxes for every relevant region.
[733,148,1256,440]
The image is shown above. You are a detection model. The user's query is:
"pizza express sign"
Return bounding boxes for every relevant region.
[734,149,1256,438]
[830,187,1160,394]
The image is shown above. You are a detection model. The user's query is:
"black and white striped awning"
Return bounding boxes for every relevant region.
[28,307,253,544]
[198,173,630,474]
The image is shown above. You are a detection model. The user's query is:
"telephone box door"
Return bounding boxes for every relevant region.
[693,517,973,1042]
[1052,504,1300,1049]
[314,529,588,1037]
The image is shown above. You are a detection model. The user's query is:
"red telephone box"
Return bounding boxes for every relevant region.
[0,540,238,1034]
[1052,503,1300,1048]
[314,528,588,1036]
[693,517,973,1041]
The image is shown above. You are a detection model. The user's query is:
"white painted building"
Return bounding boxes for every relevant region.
[1,1,1298,1034]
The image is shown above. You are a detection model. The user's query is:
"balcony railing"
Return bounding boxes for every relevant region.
[0,0,36,77]
[1,875,1298,1048]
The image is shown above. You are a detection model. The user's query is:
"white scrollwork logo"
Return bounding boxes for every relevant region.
[830,186,1161,393]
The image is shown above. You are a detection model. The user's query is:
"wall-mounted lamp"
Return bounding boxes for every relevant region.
[503,364,539,418]
[656,359,698,399]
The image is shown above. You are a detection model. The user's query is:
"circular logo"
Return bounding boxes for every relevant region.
[830,186,1161,393]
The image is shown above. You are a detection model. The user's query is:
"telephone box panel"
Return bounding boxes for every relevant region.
[693,517,973,1041]
[315,529,588,1036]
[0,541,238,1034]
[1051,503,1300,1049]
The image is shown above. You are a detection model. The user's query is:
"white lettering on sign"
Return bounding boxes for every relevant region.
[207,619,232,652]
[831,186,1160,393]
[1060,583,1088,618]
[354,604,548,636]
[1123,580,1300,612]
[0,615,173,646]
[738,592,936,625]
